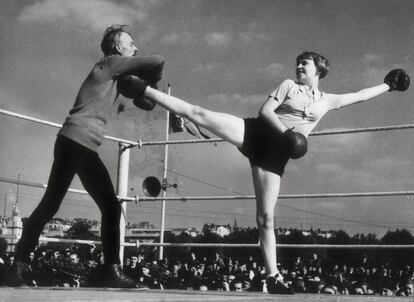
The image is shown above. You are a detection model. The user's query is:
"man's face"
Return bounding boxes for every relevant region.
[70,254,79,264]
[234,282,243,291]
[116,32,138,57]
[406,284,413,296]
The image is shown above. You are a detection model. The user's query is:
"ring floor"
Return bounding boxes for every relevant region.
[0,287,412,302]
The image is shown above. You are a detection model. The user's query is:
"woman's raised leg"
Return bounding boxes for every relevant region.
[144,87,245,148]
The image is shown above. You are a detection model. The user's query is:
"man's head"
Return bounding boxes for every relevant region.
[69,252,79,264]
[131,255,138,264]
[101,25,138,57]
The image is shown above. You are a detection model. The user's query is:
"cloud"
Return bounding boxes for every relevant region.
[257,62,285,78]
[160,31,193,45]
[17,0,149,32]
[238,31,269,43]
[203,32,231,47]
[193,62,225,72]
[361,53,383,64]
[315,162,344,174]
[359,53,389,85]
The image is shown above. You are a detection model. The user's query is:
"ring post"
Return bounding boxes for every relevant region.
[117,143,130,265]
[159,84,171,260]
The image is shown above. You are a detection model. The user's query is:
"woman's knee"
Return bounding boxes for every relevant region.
[256,213,274,230]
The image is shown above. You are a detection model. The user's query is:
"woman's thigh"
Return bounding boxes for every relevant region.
[251,165,281,217]
[196,109,245,148]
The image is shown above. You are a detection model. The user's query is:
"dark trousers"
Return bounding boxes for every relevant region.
[16,135,121,264]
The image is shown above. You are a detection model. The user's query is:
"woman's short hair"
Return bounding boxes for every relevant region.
[296,51,329,79]
[101,25,130,56]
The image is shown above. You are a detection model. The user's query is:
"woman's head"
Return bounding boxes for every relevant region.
[101,25,138,57]
[296,51,329,80]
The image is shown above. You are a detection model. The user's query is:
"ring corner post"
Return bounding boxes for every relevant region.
[117,143,130,265]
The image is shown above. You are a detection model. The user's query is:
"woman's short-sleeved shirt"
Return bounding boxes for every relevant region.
[270,79,341,137]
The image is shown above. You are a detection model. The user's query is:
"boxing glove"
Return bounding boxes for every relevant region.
[284,129,308,159]
[384,69,410,92]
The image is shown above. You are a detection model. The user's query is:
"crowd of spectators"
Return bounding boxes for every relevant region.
[0,247,412,296]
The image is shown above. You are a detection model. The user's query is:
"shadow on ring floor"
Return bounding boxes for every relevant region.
[0,287,412,302]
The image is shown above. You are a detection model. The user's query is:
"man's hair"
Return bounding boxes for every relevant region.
[101,25,130,56]
[296,51,330,79]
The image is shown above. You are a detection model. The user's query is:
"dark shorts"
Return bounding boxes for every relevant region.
[238,117,290,176]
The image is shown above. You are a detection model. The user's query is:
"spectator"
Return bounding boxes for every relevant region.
[0,256,5,285]
[356,254,371,271]
[165,262,181,289]
[305,265,322,293]
[212,252,225,268]
[178,262,194,289]
[6,254,15,270]
[308,253,322,270]
[60,252,84,287]
[124,255,142,281]
[231,278,244,291]
[292,256,307,276]
[158,257,171,287]
[395,279,414,296]
[188,252,199,268]
[140,263,162,289]
[1,245,413,295]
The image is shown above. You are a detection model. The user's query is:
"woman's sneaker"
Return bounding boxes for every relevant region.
[266,275,295,295]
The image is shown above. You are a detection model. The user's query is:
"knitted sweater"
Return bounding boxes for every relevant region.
[58,54,164,151]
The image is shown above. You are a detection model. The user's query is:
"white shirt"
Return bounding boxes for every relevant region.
[270,79,342,137]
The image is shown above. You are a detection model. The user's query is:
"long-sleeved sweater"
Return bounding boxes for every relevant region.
[58,54,165,151]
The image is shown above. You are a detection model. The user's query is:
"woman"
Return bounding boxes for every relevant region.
[122,51,409,294]
[6,25,165,288]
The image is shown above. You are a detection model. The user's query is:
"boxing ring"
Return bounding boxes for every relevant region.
[1,106,414,301]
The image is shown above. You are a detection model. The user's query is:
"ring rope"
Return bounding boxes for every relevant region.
[138,124,414,146]
[1,235,412,249]
[132,190,414,202]
[1,176,413,202]
[0,108,137,145]
[2,108,414,148]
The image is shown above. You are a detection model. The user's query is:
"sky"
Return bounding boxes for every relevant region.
[1,0,414,237]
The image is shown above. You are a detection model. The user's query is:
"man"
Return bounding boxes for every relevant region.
[6,25,164,288]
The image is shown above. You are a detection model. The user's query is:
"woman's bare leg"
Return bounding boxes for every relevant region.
[144,87,245,148]
[251,165,281,277]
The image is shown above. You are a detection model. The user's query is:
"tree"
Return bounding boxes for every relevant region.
[65,220,98,241]
[223,228,260,260]
[381,229,414,245]
[379,229,414,266]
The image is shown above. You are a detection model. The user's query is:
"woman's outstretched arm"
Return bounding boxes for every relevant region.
[331,69,410,109]
[332,83,390,109]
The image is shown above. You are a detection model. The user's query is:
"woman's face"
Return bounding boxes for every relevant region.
[116,32,138,57]
[296,58,319,84]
